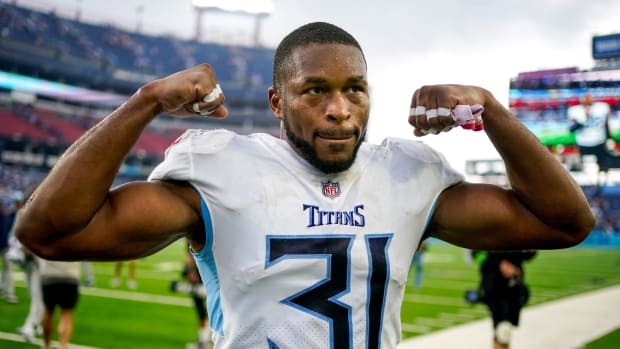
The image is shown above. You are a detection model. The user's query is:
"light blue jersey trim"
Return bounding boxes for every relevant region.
[421,182,462,236]
[422,193,440,234]
[189,197,224,336]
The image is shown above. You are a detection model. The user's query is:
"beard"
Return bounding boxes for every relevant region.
[283,117,365,174]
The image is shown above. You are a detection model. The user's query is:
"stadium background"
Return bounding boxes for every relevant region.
[1,0,619,348]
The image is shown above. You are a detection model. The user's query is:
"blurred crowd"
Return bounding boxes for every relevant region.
[0,2,273,98]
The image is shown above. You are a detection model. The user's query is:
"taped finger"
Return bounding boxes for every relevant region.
[410,106,426,117]
[437,107,451,117]
[203,84,222,103]
[425,109,438,121]
[199,106,219,116]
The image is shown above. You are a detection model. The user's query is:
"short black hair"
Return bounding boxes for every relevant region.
[272,22,366,89]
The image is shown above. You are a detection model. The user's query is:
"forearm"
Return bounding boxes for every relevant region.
[482,96,595,236]
[17,83,161,237]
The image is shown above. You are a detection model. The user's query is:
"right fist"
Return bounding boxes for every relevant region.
[151,64,228,119]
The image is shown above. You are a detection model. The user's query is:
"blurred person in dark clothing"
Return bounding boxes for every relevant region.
[471,250,537,349]
[39,259,81,349]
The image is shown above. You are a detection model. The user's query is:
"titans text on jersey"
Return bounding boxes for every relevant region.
[303,204,365,228]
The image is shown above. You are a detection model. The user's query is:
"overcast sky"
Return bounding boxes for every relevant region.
[19,0,620,171]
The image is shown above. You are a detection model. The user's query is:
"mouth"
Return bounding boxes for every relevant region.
[316,128,357,141]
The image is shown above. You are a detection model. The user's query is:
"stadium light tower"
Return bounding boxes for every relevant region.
[135,5,144,33]
[192,0,275,46]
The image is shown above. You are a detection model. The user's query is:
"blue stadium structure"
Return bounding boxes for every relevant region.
[0,2,280,212]
[0,2,279,184]
[0,3,274,105]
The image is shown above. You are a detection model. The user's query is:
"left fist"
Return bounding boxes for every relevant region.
[408,84,490,136]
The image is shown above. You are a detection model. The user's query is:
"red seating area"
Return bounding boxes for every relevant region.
[2,105,274,157]
[0,109,55,142]
[33,107,89,144]
[1,106,189,158]
[132,129,183,156]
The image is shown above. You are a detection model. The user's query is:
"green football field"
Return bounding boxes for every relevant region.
[1,240,619,348]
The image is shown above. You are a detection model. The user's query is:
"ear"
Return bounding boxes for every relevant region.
[268,86,283,121]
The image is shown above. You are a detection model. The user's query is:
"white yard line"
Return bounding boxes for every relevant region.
[0,330,101,349]
[398,284,620,349]
[80,287,193,307]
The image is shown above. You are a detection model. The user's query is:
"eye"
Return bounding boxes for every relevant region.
[306,87,324,95]
[346,85,366,93]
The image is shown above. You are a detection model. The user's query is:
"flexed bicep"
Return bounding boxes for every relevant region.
[22,180,202,261]
[428,183,575,250]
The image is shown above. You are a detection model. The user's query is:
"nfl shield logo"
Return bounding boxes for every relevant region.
[321,180,340,199]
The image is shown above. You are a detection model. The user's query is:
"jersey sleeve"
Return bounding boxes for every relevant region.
[147,129,195,182]
[427,145,464,189]
[383,137,464,190]
[436,147,465,189]
[148,129,238,183]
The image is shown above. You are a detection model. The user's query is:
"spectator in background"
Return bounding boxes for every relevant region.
[471,250,537,349]
[10,236,43,342]
[81,262,96,287]
[0,197,18,304]
[569,94,613,171]
[589,195,610,231]
[110,260,138,289]
[39,258,81,349]
[7,195,44,342]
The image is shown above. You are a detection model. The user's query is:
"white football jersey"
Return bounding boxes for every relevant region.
[149,129,463,349]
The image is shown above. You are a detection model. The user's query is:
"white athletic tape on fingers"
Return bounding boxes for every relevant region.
[203,84,222,103]
[425,109,438,121]
[437,107,451,116]
[192,102,201,113]
[200,107,218,116]
[410,106,426,116]
[451,104,484,126]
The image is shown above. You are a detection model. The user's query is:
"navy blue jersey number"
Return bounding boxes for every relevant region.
[266,234,392,349]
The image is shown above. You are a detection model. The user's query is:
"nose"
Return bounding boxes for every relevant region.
[325,92,351,123]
